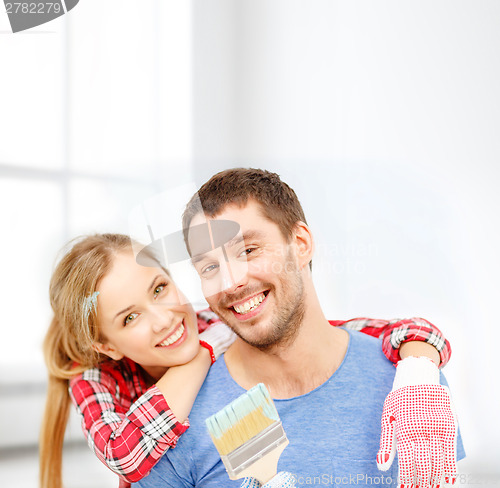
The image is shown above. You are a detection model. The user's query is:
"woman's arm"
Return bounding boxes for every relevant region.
[329,317,451,366]
[328,318,457,482]
[399,339,440,365]
[69,363,187,484]
[155,345,211,423]
[69,320,234,484]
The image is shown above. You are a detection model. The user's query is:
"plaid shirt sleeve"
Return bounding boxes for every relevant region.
[328,317,451,367]
[69,364,189,485]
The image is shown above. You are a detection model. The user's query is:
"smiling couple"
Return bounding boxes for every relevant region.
[41,168,463,488]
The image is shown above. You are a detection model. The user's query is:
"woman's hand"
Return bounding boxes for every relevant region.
[377,357,458,488]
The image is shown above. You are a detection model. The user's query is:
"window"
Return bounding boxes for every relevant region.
[0,0,193,383]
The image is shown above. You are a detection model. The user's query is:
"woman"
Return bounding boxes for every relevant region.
[40,233,450,488]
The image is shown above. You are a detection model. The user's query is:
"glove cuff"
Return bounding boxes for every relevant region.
[392,356,439,391]
[264,472,296,488]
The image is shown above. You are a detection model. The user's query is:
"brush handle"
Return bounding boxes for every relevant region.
[232,439,289,485]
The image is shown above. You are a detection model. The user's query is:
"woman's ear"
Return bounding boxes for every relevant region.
[293,221,314,270]
[92,342,124,361]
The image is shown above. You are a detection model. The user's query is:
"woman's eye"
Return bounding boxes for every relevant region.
[124,313,138,325]
[154,283,168,297]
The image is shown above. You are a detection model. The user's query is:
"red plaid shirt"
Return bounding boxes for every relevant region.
[69,312,450,487]
[330,316,451,366]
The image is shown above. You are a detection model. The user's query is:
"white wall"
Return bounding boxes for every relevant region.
[0,0,194,448]
[191,0,500,477]
[1,0,498,479]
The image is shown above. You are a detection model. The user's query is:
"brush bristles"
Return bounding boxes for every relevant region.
[206,384,280,456]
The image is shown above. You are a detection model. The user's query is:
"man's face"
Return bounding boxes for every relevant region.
[188,200,306,349]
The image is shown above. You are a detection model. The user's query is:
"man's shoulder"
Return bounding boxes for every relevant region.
[340,329,396,384]
[140,358,241,488]
[183,357,243,429]
[345,328,391,359]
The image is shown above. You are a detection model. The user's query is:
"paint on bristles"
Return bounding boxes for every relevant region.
[206,383,280,456]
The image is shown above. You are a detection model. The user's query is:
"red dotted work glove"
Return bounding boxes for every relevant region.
[377,356,458,488]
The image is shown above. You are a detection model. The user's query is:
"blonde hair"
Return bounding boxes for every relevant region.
[39,233,134,488]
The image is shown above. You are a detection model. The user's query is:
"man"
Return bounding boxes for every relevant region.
[138,168,464,488]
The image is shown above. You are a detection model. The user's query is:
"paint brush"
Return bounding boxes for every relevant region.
[205,383,289,484]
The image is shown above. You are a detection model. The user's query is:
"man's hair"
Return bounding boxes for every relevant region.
[182,168,308,251]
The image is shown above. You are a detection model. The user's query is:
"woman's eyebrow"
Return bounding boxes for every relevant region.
[148,274,164,292]
[114,305,134,321]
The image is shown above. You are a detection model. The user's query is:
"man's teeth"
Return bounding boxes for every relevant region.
[158,323,185,347]
[233,293,265,315]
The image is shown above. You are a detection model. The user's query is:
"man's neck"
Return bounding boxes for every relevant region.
[224,305,349,399]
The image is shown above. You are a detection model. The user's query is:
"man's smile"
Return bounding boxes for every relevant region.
[229,291,269,319]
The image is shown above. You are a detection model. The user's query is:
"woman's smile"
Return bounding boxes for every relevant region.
[156,321,188,348]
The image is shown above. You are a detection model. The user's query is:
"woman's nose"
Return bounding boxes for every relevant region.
[149,305,175,333]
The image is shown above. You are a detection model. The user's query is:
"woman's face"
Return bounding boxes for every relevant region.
[94,251,199,380]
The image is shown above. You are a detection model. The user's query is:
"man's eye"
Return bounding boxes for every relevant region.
[201,264,219,276]
[124,313,138,325]
[241,247,257,257]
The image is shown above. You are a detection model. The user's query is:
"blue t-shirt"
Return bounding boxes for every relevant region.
[137,330,464,488]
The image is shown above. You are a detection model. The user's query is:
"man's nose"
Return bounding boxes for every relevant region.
[219,257,249,294]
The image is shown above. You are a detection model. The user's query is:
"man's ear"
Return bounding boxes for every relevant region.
[293,221,314,269]
[92,342,124,361]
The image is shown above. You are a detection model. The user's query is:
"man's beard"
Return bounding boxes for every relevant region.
[244,279,306,351]
[210,257,306,351]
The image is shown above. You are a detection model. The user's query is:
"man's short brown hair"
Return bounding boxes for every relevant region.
[182,168,308,251]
